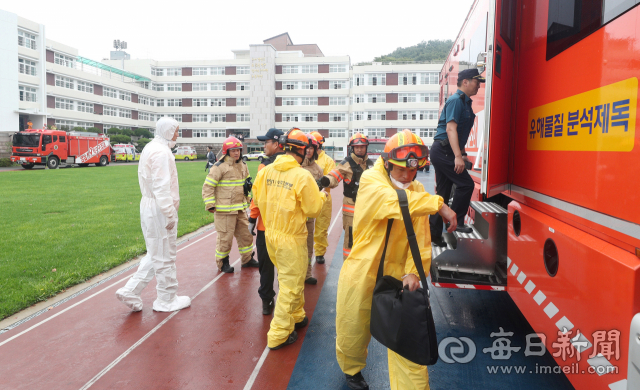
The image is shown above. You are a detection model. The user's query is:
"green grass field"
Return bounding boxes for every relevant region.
[0,160,259,320]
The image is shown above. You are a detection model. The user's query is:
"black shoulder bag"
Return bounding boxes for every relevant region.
[370,189,439,366]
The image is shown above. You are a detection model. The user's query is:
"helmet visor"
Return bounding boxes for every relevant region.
[388,144,428,161]
[351,138,369,146]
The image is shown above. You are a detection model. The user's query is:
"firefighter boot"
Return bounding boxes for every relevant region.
[345,372,369,390]
[315,255,325,264]
[242,252,259,268]
[220,256,234,273]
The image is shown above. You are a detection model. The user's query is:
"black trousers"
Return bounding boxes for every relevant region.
[256,230,276,302]
[429,141,475,239]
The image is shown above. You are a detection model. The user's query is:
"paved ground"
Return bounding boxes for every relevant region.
[0,172,577,389]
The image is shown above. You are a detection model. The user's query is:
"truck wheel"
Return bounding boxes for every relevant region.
[97,156,108,167]
[242,156,248,162]
[185,157,190,161]
[22,163,34,169]
[47,157,59,169]
[258,156,263,162]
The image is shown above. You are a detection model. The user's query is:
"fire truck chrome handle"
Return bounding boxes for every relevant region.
[476,52,488,74]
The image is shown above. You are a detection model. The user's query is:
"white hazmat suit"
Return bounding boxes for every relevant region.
[115,117,191,312]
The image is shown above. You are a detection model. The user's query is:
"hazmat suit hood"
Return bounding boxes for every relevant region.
[155,117,179,149]
[272,154,301,172]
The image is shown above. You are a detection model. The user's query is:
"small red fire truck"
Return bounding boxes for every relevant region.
[11,129,111,169]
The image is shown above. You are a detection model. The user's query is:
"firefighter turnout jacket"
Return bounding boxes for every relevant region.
[202,155,250,213]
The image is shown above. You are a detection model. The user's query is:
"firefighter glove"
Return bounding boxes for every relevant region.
[243,177,253,196]
[320,176,331,188]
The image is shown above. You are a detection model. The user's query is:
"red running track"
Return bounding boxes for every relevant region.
[0,192,344,390]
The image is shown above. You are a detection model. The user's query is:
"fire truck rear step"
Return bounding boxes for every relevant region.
[430,201,508,288]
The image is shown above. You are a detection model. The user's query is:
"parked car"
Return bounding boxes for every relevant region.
[242,152,265,162]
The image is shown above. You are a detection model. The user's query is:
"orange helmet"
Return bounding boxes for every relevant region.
[348,132,369,157]
[382,129,429,168]
[309,131,325,147]
[306,133,319,160]
[279,128,309,159]
[222,136,243,155]
[348,132,369,147]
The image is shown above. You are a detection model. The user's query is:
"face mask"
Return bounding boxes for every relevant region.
[390,176,411,190]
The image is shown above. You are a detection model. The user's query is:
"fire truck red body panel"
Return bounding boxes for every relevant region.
[10,129,111,166]
[440,1,640,388]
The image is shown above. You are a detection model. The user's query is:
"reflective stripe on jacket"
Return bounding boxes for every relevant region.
[202,155,250,212]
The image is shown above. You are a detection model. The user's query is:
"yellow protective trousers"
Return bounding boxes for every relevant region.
[265,229,307,348]
[313,193,332,256]
[214,210,254,269]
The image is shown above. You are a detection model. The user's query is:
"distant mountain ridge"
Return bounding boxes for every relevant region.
[374,40,453,62]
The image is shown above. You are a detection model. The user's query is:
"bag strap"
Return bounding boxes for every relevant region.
[376,219,394,281]
[396,189,430,291]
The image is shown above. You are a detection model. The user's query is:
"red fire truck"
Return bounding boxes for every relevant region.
[11,129,111,169]
[433,1,639,389]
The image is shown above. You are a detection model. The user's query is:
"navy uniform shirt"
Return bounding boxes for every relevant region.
[433,89,476,150]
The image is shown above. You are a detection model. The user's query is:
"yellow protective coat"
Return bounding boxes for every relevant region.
[253,154,327,348]
[335,158,443,390]
[313,150,336,256]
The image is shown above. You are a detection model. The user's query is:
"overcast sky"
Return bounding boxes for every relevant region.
[5,0,474,64]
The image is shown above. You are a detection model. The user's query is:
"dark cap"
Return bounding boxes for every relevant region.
[257,128,284,142]
[458,68,486,83]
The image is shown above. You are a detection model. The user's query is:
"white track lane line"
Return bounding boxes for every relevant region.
[244,211,341,389]
[177,230,217,253]
[80,256,243,390]
[0,230,218,347]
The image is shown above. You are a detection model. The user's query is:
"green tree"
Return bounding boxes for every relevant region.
[109,135,131,144]
[106,128,121,135]
[136,138,151,152]
[134,128,153,139]
[86,127,102,134]
[374,39,454,62]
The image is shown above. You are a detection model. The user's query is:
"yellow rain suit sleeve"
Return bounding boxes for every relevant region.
[335,157,443,390]
[202,162,223,211]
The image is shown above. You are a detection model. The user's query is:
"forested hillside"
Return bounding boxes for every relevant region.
[374,40,453,62]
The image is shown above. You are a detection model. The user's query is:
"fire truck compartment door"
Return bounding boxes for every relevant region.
[480,0,513,198]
